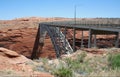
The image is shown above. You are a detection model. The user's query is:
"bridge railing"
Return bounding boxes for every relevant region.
[40,20,120,32]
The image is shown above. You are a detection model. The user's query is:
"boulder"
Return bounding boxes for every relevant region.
[0,47,20,57]
[0,47,29,64]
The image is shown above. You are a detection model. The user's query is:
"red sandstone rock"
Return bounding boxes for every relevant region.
[0,47,20,57]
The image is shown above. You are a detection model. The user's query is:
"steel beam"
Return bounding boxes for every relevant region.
[93,34,97,48]
[73,27,76,52]
[88,29,92,48]
[81,30,84,48]
[58,27,61,48]
[64,27,67,52]
[31,25,40,59]
[115,32,119,48]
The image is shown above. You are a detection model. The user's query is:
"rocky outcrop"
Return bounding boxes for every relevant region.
[0,47,54,77]
[0,47,29,64]
[0,47,20,57]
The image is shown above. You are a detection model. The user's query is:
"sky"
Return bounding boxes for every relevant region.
[0,0,120,20]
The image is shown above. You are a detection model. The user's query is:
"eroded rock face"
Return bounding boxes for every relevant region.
[0,17,58,58]
[0,26,56,58]
[0,28,36,57]
[0,47,54,77]
[0,47,29,64]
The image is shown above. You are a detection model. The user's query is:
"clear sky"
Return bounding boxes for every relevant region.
[0,0,120,20]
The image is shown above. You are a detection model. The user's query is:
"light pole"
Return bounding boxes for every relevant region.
[73,5,77,52]
[74,5,77,25]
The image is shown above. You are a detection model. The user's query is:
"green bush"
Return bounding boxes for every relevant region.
[108,53,120,70]
[77,52,87,63]
[64,52,90,75]
[64,52,87,69]
[53,67,72,77]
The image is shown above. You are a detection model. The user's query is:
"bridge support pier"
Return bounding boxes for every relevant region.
[58,27,61,53]
[81,30,84,48]
[88,29,92,48]
[73,28,76,52]
[93,34,97,48]
[115,32,119,48]
[64,27,67,52]
[31,25,40,59]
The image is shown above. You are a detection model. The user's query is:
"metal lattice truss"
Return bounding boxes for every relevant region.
[39,24,73,57]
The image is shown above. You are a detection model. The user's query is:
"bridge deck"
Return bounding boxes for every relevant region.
[41,21,120,32]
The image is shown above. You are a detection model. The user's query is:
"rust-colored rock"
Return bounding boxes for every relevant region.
[0,47,20,57]
[0,47,29,64]
[0,47,54,77]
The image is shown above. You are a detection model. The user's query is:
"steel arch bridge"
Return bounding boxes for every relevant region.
[31,20,120,59]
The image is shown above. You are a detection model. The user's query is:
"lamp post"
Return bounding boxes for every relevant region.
[74,5,77,25]
[73,5,77,52]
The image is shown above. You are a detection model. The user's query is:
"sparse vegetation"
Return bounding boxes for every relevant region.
[108,53,120,70]
[52,67,72,77]
[31,50,120,77]
[0,69,18,76]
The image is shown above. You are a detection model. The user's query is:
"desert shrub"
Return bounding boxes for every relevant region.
[64,51,91,75]
[65,51,87,68]
[32,58,51,72]
[108,53,120,70]
[41,58,48,64]
[64,58,75,68]
[76,52,87,63]
[52,67,72,77]
[64,57,80,71]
